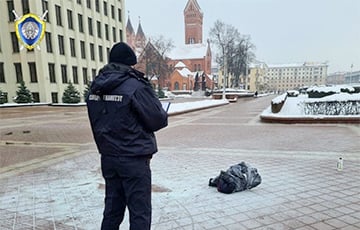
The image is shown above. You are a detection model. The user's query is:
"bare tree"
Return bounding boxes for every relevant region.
[137,35,174,89]
[209,20,240,88]
[151,35,174,59]
[228,35,256,87]
[209,20,255,88]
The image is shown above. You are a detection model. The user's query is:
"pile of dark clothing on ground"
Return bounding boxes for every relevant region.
[209,161,262,194]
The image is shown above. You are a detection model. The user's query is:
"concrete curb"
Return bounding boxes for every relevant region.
[260,114,360,124]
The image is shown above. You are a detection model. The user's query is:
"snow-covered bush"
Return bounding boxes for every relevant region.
[302,93,360,115]
[307,85,354,98]
[353,85,360,93]
[287,90,299,97]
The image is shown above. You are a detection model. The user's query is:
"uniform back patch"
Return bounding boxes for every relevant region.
[89,94,123,102]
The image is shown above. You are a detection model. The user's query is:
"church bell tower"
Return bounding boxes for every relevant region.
[184,0,203,44]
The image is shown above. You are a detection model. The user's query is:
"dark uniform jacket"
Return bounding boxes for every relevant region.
[86,63,168,157]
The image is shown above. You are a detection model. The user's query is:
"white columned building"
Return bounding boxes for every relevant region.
[265,62,328,93]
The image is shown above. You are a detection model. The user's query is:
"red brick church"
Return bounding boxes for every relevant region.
[126,0,213,91]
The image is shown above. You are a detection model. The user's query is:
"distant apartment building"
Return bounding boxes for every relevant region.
[345,70,360,85]
[0,0,125,103]
[265,62,328,92]
[248,62,268,92]
[326,72,346,85]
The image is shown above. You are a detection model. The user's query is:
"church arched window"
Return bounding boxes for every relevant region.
[174,82,180,90]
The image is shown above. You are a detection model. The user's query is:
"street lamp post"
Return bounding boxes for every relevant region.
[222,43,227,99]
[244,55,249,90]
[350,64,353,84]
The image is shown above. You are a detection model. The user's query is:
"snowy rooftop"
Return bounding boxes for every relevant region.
[177,68,192,77]
[267,62,328,68]
[174,61,187,68]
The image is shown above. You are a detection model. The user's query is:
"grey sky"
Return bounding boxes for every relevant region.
[125,0,360,73]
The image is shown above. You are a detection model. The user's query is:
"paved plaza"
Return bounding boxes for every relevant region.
[0,96,359,230]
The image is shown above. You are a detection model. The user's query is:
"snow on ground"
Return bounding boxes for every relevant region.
[0,99,230,116]
[166,99,229,115]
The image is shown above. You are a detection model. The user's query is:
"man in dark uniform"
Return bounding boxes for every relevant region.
[86,42,168,230]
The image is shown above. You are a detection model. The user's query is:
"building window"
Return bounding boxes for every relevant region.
[119,29,123,42]
[0,63,5,83]
[61,65,67,83]
[95,0,100,12]
[90,43,95,60]
[14,63,23,83]
[86,0,91,9]
[88,17,93,35]
[98,45,103,62]
[67,9,73,29]
[92,69,97,80]
[112,27,116,42]
[48,63,56,83]
[32,92,40,103]
[78,14,83,32]
[11,32,19,53]
[174,82,179,90]
[80,41,86,59]
[42,0,50,23]
[97,21,102,38]
[103,2,108,16]
[111,5,115,19]
[77,0,81,4]
[28,62,37,83]
[82,67,88,84]
[7,0,15,22]
[105,24,109,40]
[55,5,62,26]
[72,66,78,84]
[45,32,52,53]
[51,92,58,103]
[70,38,76,57]
[1,92,8,103]
[22,0,30,14]
[118,8,122,22]
[58,35,65,55]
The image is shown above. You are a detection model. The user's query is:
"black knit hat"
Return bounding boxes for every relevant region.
[109,42,137,65]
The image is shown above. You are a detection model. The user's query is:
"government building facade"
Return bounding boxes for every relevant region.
[0,0,126,103]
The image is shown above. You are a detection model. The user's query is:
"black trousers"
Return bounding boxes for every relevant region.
[100,155,151,230]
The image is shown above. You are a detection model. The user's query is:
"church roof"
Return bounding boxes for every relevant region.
[184,0,203,14]
[126,16,134,34]
[177,68,193,77]
[175,61,187,68]
[169,43,208,60]
[136,20,146,39]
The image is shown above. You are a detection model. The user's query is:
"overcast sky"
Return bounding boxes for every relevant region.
[125,0,359,74]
